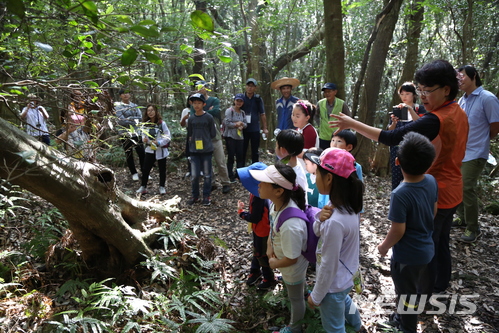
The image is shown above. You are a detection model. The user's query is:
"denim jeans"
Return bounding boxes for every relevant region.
[319,287,361,333]
[456,158,487,232]
[190,153,212,199]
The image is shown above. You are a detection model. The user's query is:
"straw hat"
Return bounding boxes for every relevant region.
[27,94,41,101]
[271,77,300,90]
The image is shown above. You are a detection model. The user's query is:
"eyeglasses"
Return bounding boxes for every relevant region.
[416,86,442,97]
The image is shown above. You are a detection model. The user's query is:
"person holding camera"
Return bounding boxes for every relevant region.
[21,94,51,145]
[136,104,170,195]
[388,82,426,189]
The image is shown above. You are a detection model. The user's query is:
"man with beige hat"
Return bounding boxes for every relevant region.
[271,77,300,133]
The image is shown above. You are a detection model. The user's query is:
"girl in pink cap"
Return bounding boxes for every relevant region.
[249,163,307,333]
[306,148,364,332]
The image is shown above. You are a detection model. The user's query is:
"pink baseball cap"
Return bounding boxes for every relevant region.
[307,147,356,179]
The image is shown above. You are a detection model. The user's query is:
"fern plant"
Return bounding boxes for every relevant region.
[186,310,235,333]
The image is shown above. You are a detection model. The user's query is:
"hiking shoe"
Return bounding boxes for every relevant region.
[184,172,191,179]
[272,326,293,333]
[187,197,199,205]
[257,278,276,290]
[229,177,237,183]
[222,185,231,194]
[159,186,166,195]
[460,229,482,243]
[202,197,211,206]
[451,217,466,228]
[246,272,262,286]
[132,173,139,181]
[136,186,147,194]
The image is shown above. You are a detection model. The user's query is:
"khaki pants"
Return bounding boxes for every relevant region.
[456,158,487,232]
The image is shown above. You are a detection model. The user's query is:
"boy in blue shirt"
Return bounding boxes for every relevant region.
[377,132,438,333]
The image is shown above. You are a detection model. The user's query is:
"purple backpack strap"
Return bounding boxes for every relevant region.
[276,207,307,231]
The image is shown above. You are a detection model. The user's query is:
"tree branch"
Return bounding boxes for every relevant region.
[271,23,325,78]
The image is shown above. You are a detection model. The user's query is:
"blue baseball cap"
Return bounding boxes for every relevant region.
[237,162,268,197]
[234,93,245,101]
[321,82,338,91]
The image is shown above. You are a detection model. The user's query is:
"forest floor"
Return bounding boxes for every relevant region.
[115,141,499,333]
[2,140,498,332]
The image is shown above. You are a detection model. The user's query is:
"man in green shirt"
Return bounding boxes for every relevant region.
[314,83,351,149]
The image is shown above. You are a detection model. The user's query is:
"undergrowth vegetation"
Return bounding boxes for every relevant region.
[0,183,296,332]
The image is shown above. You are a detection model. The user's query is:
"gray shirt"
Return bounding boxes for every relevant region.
[187,112,216,154]
[222,107,247,140]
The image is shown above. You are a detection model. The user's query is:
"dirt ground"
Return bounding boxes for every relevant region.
[119,142,499,333]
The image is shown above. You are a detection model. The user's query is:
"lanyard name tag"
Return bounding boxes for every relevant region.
[195,139,204,150]
[246,114,251,123]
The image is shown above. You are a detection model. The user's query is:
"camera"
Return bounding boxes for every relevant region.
[391,106,408,121]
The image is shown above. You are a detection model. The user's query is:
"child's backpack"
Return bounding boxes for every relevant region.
[275,205,321,263]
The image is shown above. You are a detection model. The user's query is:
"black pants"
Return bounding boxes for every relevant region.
[243,130,260,164]
[121,136,145,175]
[141,153,166,187]
[421,206,456,296]
[250,234,273,280]
[225,137,244,179]
[391,261,427,333]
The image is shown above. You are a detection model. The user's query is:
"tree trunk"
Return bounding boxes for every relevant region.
[323,0,346,100]
[353,0,404,171]
[0,117,180,274]
[373,0,425,176]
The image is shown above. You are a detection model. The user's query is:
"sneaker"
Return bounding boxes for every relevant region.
[187,197,199,205]
[184,171,191,179]
[272,326,293,333]
[159,186,166,195]
[451,217,466,228]
[257,278,275,290]
[202,197,211,206]
[222,185,231,194]
[136,186,147,194]
[246,272,262,286]
[229,177,237,183]
[460,229,482,243]
[132,173,139,181]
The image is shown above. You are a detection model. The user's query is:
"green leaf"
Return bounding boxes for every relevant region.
[132,81,148,90]
[138,19,156,26]
[62,50,73,58]
[190,10,214,32]
[121,48,138,66]
[145,53,163,65]
[117,75,130,84]
[85,81,99,88]
[105,4,114,15]
[180,44,193,54]
[130,25,159,38]
[80,0,97,13]
[6,0,26,19]
[217,55,232,63]
[139,44,157,52]
[115,15,133,25]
